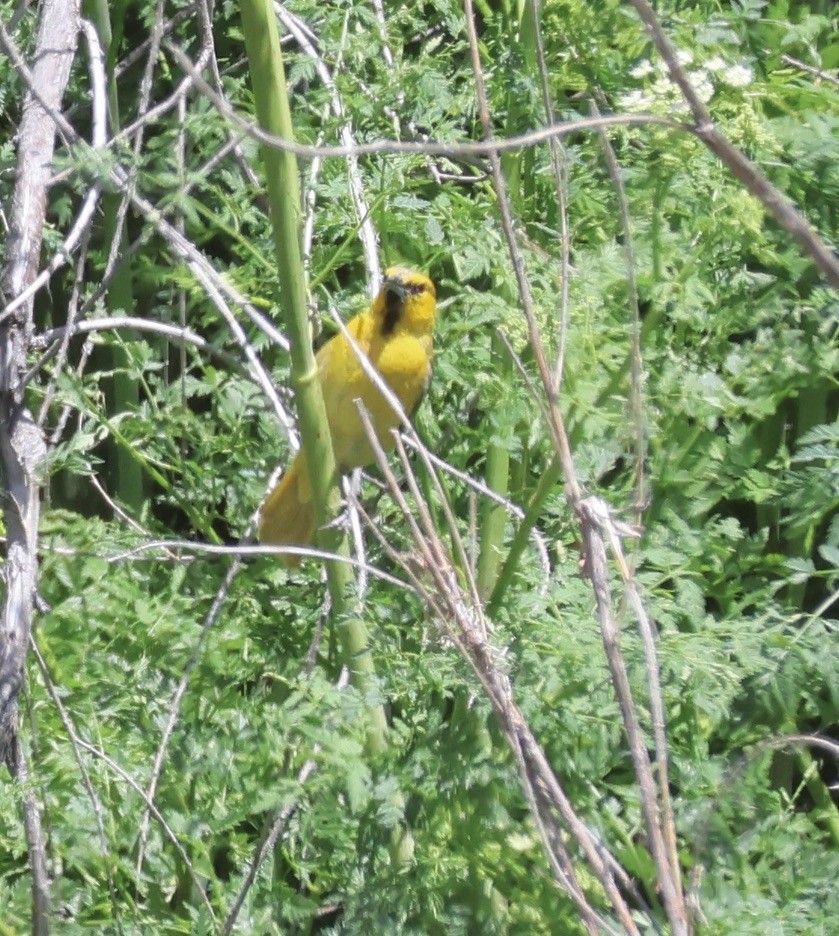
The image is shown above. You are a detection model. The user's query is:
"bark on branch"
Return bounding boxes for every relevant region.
[0,0,79,769]
[0,3,80,927]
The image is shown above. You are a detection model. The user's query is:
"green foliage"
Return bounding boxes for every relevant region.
[1,0,837,932]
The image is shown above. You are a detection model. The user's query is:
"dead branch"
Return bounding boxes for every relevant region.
[0,4,81,934]
[462,1,690,931]
[358,402,641,935]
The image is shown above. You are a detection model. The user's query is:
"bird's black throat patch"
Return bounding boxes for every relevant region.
[381,288,403,335]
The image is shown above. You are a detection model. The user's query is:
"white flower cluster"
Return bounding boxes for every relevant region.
[705,55,755,87]
[621,49,754,113]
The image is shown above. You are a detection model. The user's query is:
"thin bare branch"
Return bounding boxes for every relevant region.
[780,53,839,89]
[33,316,252,379]
[220,668,350,935]
[108,36,212,150]
[98,538,414,589]
[135,557,243,875]
[73,736,216,919]
[167,42,683,159]
[30,638,124,930]
[358,401,639,934]
[111,2,198,79]
[524,0,573,390]
[580,498,688,934]
[591,99,647,523]
[590,103,683,903]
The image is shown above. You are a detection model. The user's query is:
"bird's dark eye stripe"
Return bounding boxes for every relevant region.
[386,279,428,296]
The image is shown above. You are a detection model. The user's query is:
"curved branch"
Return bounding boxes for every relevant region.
[34,316,252,379]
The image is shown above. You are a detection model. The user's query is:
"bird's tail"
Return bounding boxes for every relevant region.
[259,451,314,567]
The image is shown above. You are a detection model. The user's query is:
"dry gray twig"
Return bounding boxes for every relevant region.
[169,42,683,159]
[780,54,839,89]
[135,557,244,876]
[33,316,251,379]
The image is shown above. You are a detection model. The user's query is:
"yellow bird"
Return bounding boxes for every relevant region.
[260,267,437,563]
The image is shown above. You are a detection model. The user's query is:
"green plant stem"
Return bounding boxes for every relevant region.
[477,438,510,599]
[477,336,512,600]
[487,454,561,616]
[86,0,143,511]
[488,309,669,614]
[784,362,828,606]
[499,0,537,206]
[239,0,387,754]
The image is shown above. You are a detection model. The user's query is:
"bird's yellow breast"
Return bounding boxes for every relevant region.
[317,323,431,470]
[316,269,436,470]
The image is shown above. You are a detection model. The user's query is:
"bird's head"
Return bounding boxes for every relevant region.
[375,267,437,337]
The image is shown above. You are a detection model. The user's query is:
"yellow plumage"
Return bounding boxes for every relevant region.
[260,267,437,564]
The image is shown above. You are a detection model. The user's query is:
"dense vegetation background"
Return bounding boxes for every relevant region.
[0,0,837,932]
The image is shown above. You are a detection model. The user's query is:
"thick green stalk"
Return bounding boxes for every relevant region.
[499,0,536,206]
[477,336,513,600]
[86,0,143,510]
[483,0,559,612]
[487,454,560,616]
[784,351,827,607]
[239,0,387,753]
[477,440,510,599]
